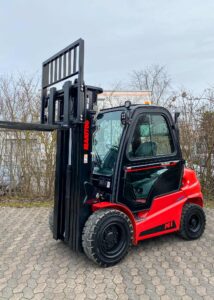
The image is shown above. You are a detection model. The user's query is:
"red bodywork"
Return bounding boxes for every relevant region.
[92,167,203,245]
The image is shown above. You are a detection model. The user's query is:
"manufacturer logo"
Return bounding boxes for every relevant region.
[140,220,176,237]
[164,221,175,230]
[83,120,90,151]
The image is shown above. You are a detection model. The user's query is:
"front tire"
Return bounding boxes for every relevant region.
[179,203,206,240]
[82,209,133,267]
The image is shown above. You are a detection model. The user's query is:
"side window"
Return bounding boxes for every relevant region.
[129,113,174,159]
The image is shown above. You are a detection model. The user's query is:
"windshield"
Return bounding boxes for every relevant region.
[92,110,124,176]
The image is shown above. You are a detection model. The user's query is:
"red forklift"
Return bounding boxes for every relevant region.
[0,39,206,267]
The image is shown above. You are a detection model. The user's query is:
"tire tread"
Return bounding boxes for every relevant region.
[82,209,133,267]
[179,203,206,240]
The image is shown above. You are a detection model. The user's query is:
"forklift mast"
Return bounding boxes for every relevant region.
[41,39,102,250]
[0,39,102,251]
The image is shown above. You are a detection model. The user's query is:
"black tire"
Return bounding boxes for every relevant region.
[179,203,206,240]
[82,209,133,267]
[49,209,54,233]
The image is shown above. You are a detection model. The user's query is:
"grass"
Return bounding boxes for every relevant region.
[0,201,53,208]
[0,197,53,208]
[204,199,214,209]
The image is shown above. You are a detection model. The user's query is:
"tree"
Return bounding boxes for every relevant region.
[0,74,56,199]
[129,65,172,106]
[199,111,214,199]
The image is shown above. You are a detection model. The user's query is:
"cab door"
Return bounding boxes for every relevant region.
[117,108,184,212]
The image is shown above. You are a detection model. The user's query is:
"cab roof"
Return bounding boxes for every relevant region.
[100,103,167,113]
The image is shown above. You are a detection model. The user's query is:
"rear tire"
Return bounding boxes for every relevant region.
[179,203,206,240]
[82,209,133,267]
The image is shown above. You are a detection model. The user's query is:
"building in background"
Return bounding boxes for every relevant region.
[98,90,152,109]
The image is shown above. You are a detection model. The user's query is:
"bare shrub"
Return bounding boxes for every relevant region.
[0,75,56,200]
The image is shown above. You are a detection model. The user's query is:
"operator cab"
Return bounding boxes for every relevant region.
[91,103,184,212]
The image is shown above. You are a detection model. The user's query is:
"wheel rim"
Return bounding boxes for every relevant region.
[98,222,127,259]
[188,214,202,233]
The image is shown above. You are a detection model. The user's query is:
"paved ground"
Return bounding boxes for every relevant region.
[0,207,213,300]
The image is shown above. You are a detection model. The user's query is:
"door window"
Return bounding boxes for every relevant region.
[122,113,179,212]
[123,165,172,211]
[123,161,183,211]
[92,111,124,176]
[128,114,174,159]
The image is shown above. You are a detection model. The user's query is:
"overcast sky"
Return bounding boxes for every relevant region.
[0,0,214,93]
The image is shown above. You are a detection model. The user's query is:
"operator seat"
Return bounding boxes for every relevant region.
[135,141,157,157]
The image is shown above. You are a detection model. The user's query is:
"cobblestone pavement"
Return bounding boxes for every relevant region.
[0,207,213,300]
